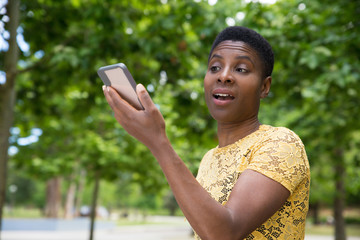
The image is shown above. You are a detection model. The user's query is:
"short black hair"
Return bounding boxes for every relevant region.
[209,26,274,79]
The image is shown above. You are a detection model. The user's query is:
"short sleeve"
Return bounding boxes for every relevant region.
[247,128,309,194]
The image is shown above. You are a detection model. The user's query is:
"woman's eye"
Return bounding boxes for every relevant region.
[210,66,220,72]
[236,67,247,73]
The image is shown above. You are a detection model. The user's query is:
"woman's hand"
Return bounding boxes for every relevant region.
[103,84,167,150]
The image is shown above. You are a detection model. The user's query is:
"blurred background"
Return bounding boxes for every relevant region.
[0,0,359,240]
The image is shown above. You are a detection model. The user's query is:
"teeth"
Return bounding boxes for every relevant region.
[215,93,231,97]
[213,93,234,100]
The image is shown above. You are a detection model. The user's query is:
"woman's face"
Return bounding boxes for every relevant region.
[204,40,270,124]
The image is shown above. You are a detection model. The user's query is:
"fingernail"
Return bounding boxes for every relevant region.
[137,83,145,91]
[106,86,110,92]
[102,85,105,91]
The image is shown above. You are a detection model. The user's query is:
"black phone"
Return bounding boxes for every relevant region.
[98,63,144,110]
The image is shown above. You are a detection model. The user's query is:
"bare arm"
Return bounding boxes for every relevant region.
[103,85,289,240]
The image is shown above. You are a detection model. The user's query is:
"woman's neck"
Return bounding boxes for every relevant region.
[217,118,261,148]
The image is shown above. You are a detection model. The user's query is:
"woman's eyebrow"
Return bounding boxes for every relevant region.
[209,54,223,61]
[209,54,255,66]
[236,55,255,65]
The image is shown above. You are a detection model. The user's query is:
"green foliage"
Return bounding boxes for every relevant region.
[2,0,359,211]
[7,0,231,208]
[5,165,45,208]
[255,0,360,206]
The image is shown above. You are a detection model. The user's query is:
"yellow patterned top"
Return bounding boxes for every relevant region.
[195,125,310,240]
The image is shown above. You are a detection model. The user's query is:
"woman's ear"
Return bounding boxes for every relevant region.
[260,76,272,99]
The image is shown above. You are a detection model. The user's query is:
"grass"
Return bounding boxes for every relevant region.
[3,207,43,218]
[116,219,154,226]
[306,223,360,236]
[114,209,186,226]
[305,207,360,237]
[116,218,175,226]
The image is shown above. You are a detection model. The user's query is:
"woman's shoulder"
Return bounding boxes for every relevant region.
[260,124,304,144]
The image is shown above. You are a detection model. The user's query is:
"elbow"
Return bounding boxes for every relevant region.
[194,209,249,240]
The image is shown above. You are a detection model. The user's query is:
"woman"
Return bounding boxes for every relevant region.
[103,26,310,240]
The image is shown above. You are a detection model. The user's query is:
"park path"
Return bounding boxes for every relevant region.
[2,216,360,240]
[3,226,360,240]
[1,224,193,240]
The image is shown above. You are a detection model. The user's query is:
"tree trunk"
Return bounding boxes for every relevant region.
[0,0,20,235]
[310,202,320,225]
[44,177,62,218]
[334,148,346,240]
[74,169,86,217]
[89,171,100,240]
[64,180,77,219]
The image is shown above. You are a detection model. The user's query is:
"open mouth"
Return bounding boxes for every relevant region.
[213,93,235,100]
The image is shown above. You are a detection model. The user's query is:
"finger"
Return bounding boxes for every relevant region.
[103,86,133,113]
[102,85,116,109]
[136,84,155,110]
[103,86,120,112]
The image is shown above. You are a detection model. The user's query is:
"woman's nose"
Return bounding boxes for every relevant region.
[218,67,234,84]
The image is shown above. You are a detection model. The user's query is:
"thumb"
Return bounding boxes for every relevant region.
[136,84,154,109]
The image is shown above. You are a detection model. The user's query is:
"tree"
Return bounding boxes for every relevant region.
[2,0,231,237]
[1,1,359,240]
[0,0,20,233]
[246,1,360,239]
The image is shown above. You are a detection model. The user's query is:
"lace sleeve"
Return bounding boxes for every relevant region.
[247,128,309,194]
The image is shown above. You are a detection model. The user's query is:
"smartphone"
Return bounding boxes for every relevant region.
[97,63,144,110]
